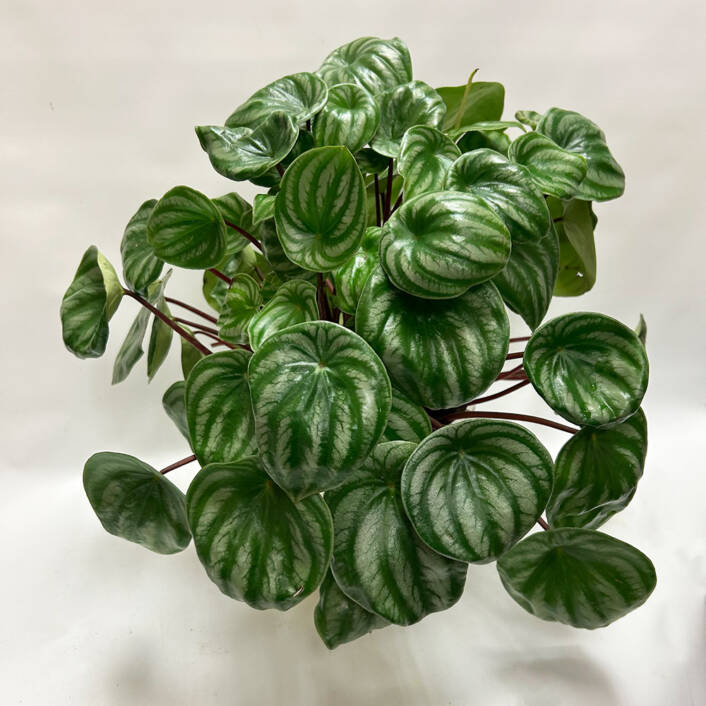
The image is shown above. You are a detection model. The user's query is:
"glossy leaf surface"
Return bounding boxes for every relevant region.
[554,199,597,296]
[218,274,262,345]
[162,380,189,441]
[332,226,381,314]
[120,199,163,293]
[213,192,254,257]
[381,386,432,443]
[257,220,310,280]
[112,307,150,384]
[252,194,276,227]
[146,275,173,381]
[437,77,504,132]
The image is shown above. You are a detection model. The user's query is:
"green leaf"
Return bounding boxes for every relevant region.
[202,247,258,312]
[356,267,509,409]
[446,148,551,244]
[554,199,597,296]
[635,314,647,346]
[187,457,333,610]
[252,194,276,227]
[379,190,511,299]
[162,380,189,441]
[493,223,559,330]
[371,81,446,158]
[274,146,366,271]
[112,308,150,384]
[248,321,391,501]
[398,126,461,199]
[524,312,649,427]
[217,274,262,345]
[120,199,164,293]
[196,113,298,182]
[355,147,390,175]
[146,274,173,381]
[257,220,311,280]
[185,350,257,464]
[457,129,510,156]
[181,333,204,378]
[332,226,381,314]
[547,409,647,529]
[515,110,541,129]
[401,419,553,563]
[318,36,412,96]
[313,83,380,153]
[327,441,467,625]
[381,386,432,443]
[537,108,625,201]
[83,452,191,554]
[147,186,226,269]
[497,528,656,628]
[212,192,254,257]
[508,132,587,199]
[449,120,524,137]
[365,172,403,227]
[61,246,123,359]
[437,74,504,132]
[248,279,318,351]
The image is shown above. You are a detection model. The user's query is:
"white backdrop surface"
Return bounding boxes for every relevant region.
[2,1,705,704]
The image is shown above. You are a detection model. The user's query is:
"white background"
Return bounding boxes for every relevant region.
[2,0,705,703]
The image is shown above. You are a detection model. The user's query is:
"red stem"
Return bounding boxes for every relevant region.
[159,454,197,475]
[374,174,382,227]
[276,163,285,177]
[317,273,332,321]
[165,297,217,324]
[536,516,550,531]
[223,220,263,252]
[384,159,394,221]
[443,410,578,434]
[471,379,531,405]
[173,317,219,335]
[390,191,403,215]
[497,363,527,380]
[208,268,233,285]
[510,336,530,343]
[505,351,525,360]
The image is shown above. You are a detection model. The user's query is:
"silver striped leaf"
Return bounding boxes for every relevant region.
[445,148,551,244]
[508,132,587,199]
[187,457,333,611]
[248,321,391,501]
[524,312,649,428]
[147,186,226,269]
[120,199,164,294]
[162,380,189,441]
[185,350,257,464]
[252,194,275,227]
[537,108,625,202]
[225,72,328,129]
[257,220,312,280]
[548,409,648,530]
[247,279,318,351]
[212,192,254,257]
[318,36,412,96]
[356,267,509,409]
[497,528,656,628]
[83,452,191,554]
[381,386,432,443]
[217,274,262,345]
[274,146,366,271]
[326,441,467,626]
[371,80,446,158]
[332,226,381,314]
[313,83,380,153]
[398,126,461,199]
[379,190,511,299]
[401,420,553,563]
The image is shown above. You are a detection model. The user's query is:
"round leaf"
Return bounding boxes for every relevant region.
[356,267,509,409]
[381,386,432,443]
[379,190,511,299]
[327,441,467,626]
[523,312,649,427]
[332,226,381,314]
[187,457,333,610]
[212,192,255,257]
[162,380,189,441]
[274,146,366,271]
[120,199,164,293]
[497,528,656,628]
[218,274,262,345]
[248,321,391,501]
[401,420,553,563]
[83,452,191,554]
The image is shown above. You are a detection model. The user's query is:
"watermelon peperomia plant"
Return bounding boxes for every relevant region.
[61,36,655,649]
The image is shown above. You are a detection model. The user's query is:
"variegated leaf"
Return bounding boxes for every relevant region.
[213,192,254,257]
[381,386,432,443]
[120,199,163,294]
[252,194,276,227]
[257,220,311,280]
[112,307,150,384]
[218,274,262,345]
[332,226,381,314]
[162,380,189,441]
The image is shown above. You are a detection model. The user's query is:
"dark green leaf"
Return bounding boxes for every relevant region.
[257,219,312,280]
[180,333,204,379]
[202,247,259,313]
[146,275,173,381]
[252,194,276,227]
[437,74,504,132]
[381,386,432,443]
[332,226,381,314]
[456,129,510,156]
[212,192,254,257]
[120,199,164,293]
[554,199,597,296]
[355,147,390,175]
[162,380,189,441]
[112,307,150,384]
[635,314,647,346]
[218,274,262,345]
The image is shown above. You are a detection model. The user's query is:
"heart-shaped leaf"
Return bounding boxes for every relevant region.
[398,126,461,199]
[196,112,299,182]
[61,246,123,359]
[147,186,226,269]
[212,192,254,257]
[274,146,366,270]
[554,199,597,296]
[381,386,432,443]
[437,74,504,132]
[548,409,648,529]
[524,312,649,427]
[327,441,467,625]
[225,72,328,128]
[252,194,276,227]
[248,321,391,501]
[120,199,164,293]
[537,108,625,201]
[313,83,380,153]
[187,457,333,610]
[497,528,656,628]
[356,267,509,409]
[509,132,587,199]
[314,570,388,649]
[379,190,511,299]
[83,452,191,554]
[446,148,551,244]
[218,274,262,345]
[371,81,446,158]
[318,36,412,96]
[248,279,318,351]
[332,226,381,314]
[146,275,173,381]
[162,380,189,441]
[401,419,553,563]
[185,350,257,464]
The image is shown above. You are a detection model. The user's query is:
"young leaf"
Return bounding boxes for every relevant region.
[327,442,467,626]
[635,314,647,346]
[436,75,504,131]
[379,190,511,299]
[515,110,541,129]
[248,321,391,501]
[146,275,173,381]
[252,194,276,227]
[187,458,333,610]
[356,267,509,409]
[120,199,164,293]
[162,380,189,441]
[83,452,191,554]
[332,226,382,314]
[497,528,656,628]
[401,420,553,563]
[218,274,262,345]
[524,312,649,427]
[111,307,150,384]
[381,386,432,443]
[554,199,597,296]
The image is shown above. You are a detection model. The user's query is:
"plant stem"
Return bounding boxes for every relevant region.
[223,220,263,252]
[123,290,211,356]
[536,516,550,531]
[509,335,530,343]
[165,297,217,324]
[497,363,526,380]
[159,454,197,475]
[374,174,381,227]
[317,273,332,321]
[471,379,531,405]
[505,351,525,360]
[443,410,578,434]
[305,119,311,132]
[384,159,394,221]
[173,317,219,335]
[324,277,335,295]
[253,265,264,282]
[192,329,251,352]
[390,191,403,215]
[276,163,285,177]
[428,414,443,430]
[207,268,233,285]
